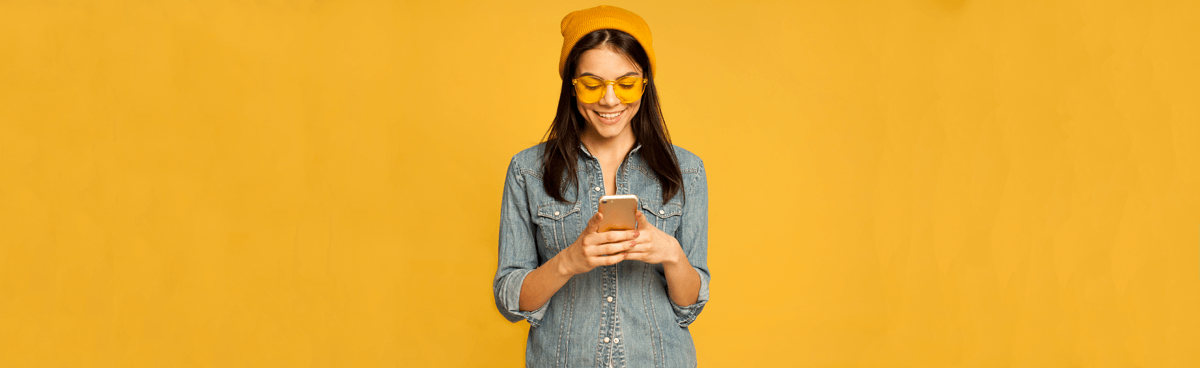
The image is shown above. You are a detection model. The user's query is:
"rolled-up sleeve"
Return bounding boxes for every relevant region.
[670,160,711,328]
[493,157,550,327]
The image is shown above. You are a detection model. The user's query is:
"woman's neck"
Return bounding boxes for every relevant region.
[580,130,636,162]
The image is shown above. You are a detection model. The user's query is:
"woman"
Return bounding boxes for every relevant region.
[494,6,710,368]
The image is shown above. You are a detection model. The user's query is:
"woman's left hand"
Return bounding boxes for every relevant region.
[622,211,685,266]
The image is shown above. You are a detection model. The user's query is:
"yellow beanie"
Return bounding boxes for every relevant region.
[559,5,655,79]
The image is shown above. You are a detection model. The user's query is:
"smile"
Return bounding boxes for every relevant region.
[596,110,625,122]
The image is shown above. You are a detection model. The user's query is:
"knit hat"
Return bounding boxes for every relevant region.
[558,5,656,79]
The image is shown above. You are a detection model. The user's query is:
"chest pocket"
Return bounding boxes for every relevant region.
[639,201,683,237]
[535,202,582,252]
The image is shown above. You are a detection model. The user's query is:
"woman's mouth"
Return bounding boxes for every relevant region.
[596,110,625,125]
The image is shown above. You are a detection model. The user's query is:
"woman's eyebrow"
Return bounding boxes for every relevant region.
[579,71,641,78]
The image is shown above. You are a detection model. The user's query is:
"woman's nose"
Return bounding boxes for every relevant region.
[600,84,621,106]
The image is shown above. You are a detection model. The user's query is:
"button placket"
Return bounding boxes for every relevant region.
[587,148,634,365]
[591,160,602,197]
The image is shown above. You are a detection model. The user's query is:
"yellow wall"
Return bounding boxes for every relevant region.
[2,0,1197,366]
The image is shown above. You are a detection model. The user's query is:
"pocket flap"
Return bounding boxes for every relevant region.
[537,202,580,221]
[640,201,682,219]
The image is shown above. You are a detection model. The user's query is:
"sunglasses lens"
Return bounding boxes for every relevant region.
[614,77,646,103]
[574,77,605,103]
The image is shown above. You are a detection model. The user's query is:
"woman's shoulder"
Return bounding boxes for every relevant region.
[671,144,704,173]
[508,142,548,173]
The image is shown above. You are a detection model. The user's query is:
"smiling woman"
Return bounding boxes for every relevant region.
[492,5,711,368]
[546,27,681,204]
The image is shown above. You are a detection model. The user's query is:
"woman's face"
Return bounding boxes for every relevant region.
[574,46,643,141]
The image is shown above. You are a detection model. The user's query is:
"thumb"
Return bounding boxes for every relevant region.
[634,210,653,230]
[585,212,603,233]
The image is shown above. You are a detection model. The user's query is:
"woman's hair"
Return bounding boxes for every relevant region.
[541,29,683,204]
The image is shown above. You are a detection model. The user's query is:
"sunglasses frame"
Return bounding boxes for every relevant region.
[571,75,649,104]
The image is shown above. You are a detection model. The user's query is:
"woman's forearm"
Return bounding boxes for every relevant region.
[519,255,573,312]
[663,251,701,306]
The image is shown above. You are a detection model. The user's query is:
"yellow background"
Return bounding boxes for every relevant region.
[2,0,1197,367]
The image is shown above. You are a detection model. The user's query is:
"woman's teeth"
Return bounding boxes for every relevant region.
[599,111,623,119]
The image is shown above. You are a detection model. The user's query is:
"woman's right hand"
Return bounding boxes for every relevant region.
[556,212,640,277]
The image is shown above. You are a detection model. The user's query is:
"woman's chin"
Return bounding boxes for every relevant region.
[590,121,628,139]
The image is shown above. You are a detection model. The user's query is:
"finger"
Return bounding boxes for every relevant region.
[635,210,655,231]
[584,238,635,256]
[602,252,626,265]
[589,252,626,267]
[603,230,640,244]
[600,241,636,255]
[622,228,649,246]
[583,243,609,256]
[586,230,633,246]
[623,241,650,254]
[584,212,604,234]
[633,229,653,244]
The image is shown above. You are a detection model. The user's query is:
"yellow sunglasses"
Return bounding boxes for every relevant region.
[571,76,649,104]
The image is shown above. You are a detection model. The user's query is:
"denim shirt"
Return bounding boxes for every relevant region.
[494,142,711,368]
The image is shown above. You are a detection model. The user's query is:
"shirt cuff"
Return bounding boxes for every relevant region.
[667,297,707,328]
[499,268,551,328]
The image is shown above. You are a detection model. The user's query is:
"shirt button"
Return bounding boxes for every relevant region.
[594,186,602,192]
[614,338,620,343]
[554,211,560,216]
[659,209,665,215]
[604,337,611,343]
[607,296,614,303]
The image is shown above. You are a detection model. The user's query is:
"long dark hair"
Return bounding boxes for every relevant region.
[541,29,683,204]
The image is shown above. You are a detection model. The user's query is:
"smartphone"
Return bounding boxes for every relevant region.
[597,194,639,232]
